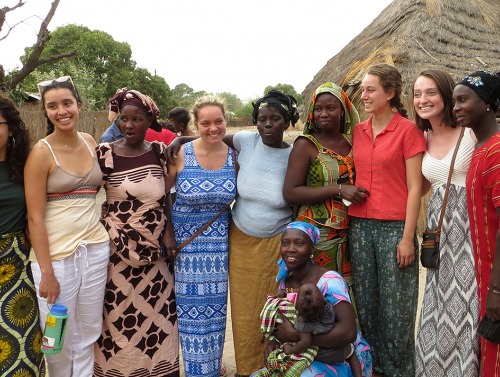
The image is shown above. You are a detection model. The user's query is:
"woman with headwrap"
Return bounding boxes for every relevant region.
[93,88,179,377]
[166,89,300,376]
[251,221,371,377]
[283,82,368,306]
[454,70,500,377]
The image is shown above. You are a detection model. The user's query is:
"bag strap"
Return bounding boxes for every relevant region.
[175,148,237,252]
[435,127,466,232]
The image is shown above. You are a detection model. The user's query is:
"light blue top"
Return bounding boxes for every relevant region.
[232,131,292,237]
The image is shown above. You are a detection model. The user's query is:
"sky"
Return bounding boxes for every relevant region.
[1,0,394,101]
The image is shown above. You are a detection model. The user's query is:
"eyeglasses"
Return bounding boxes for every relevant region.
[37,76,75,94]
[0,122,8,126]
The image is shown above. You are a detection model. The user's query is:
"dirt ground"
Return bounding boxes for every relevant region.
[97,128,427,376]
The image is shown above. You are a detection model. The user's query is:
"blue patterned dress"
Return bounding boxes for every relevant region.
[173,142,237,377]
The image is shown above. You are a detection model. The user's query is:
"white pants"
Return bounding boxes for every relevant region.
[32,241,110,377]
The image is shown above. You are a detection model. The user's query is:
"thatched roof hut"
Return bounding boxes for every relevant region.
[303,0,500,119]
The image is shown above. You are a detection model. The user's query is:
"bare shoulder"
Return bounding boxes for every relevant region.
[80,132,98,147]
[25,140,53,175]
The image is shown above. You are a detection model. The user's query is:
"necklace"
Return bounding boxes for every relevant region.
[54,134,80,148]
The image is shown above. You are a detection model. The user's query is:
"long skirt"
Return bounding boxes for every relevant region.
[94,253,179,377]
[415,185,480,376]
[0,231,46,376]
[229,221,282,375]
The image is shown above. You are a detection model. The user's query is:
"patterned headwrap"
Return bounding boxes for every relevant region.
[276,222,319,283]
[283,221,320,245]
[457,71,500,111]
[303,82,360,135]
[252,89,300,127]
[109,87,162,131]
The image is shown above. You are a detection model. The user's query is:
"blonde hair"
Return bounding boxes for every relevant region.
[191,95,226,122]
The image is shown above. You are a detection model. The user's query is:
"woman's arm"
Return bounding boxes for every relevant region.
[166,134,236,163]
[397,152,424,268]
[283,138,369,205]
[24,144,60,304]
[311,301,357,348]
[162,147,183,256]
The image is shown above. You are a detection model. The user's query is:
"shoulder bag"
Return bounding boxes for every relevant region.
[174,148,238,253]
[420,127,465,268]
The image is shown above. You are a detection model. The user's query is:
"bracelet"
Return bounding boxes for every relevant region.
[487,286,500,295]
[338,184,342,198]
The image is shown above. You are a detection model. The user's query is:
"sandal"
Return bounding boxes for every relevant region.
[220,364,228,377]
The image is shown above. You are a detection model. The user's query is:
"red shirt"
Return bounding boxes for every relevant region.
[145,128,177,145]
[349,113,426,220]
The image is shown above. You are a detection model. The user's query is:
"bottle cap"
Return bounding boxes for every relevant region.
[51,304,68,315]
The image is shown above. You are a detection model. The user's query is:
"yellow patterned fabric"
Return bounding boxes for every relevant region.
[0,231,46,375]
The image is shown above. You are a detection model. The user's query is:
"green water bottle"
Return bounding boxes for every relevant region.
[41,304,68,355]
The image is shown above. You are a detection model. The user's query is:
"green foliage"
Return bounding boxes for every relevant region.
[170,83,207,110]
[216,92,243,115]
[16,24,175,115]
[264,83,303,105]
[234,102,255,127]
[129,68,177,118]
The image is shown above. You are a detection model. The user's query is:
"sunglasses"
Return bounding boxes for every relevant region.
[37,76,75,93]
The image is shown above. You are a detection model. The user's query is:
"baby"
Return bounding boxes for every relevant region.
[283,283,362,377]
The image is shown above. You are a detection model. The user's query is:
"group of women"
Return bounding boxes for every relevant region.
[0,65,499,377]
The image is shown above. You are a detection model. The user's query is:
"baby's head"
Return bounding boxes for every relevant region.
[296,283,326,323]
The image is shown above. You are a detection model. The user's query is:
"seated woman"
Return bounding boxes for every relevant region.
[252,221,371,377]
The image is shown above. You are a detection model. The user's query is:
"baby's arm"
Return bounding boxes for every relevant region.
[283,331,313,355]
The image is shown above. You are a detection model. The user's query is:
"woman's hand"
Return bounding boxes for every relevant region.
[264,339,280,359]
[340,184,370,204]
[397,237,415,268]
[39,271,60,304]
[166,139,181,164]
[162,223,177,259]
[274,312,300,343]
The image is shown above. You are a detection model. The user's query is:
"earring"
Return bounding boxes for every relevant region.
[310,254,314,259]
[487,105,491,112]
[9,136,15,149]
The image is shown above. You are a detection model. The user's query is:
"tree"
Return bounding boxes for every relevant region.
[16,24,176,114]
[18,24,137,109]
[0,0,75,92]
[264,83,303,105]
[171,83,207,110]
[129,68,177,118]
[217,92,243,114]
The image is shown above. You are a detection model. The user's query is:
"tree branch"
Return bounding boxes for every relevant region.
[6,0,62,90]
[0,1,25,34]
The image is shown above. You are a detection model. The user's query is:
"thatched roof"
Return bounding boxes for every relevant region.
[303,0,500,119]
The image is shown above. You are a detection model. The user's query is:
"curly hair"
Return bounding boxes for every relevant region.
[40,80,82,135]
[367,63,409,119]
[0,95,30,184]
